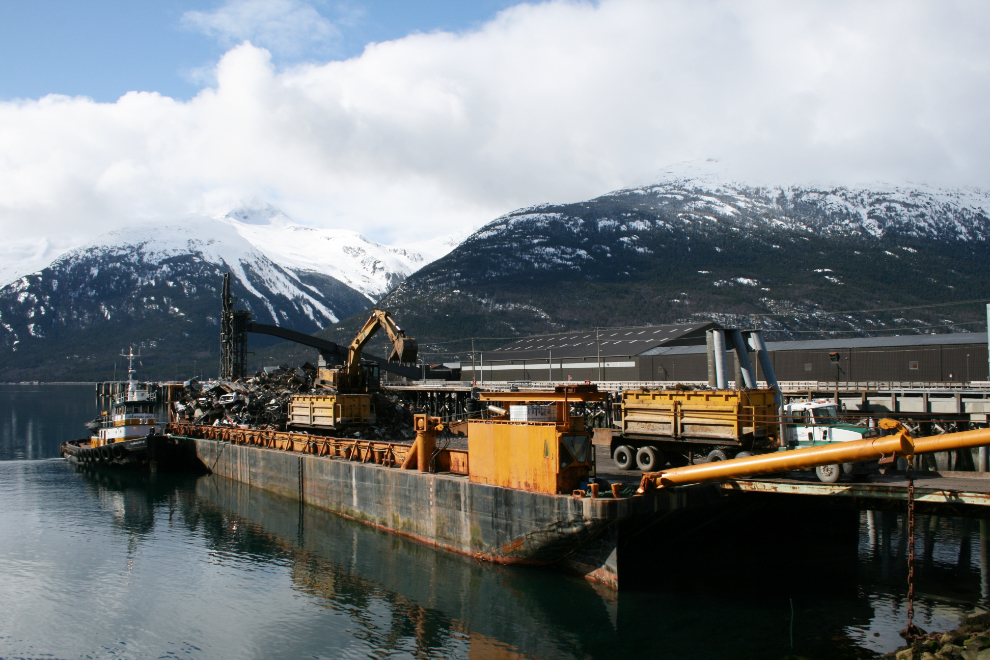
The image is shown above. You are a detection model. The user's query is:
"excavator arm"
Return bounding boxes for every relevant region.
[346,310,418,379]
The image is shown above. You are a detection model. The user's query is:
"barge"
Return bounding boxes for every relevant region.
[166,385,721,588]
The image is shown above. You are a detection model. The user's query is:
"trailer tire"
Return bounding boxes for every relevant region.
[816,464,842,484]
[613,445,636,471]
[706,449,729,463]
[636,446,664,471]
[734,451,753,460]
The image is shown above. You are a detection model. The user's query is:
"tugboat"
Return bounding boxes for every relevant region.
[61,348,166,470]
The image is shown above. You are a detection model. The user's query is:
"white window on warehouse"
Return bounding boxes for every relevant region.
[908,360,920,371]
[804,363,813,372]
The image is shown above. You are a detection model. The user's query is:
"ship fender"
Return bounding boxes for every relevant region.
[100,445,112,462]
[111,443,126,461]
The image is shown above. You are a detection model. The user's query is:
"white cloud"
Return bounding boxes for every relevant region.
[2,0,990,255]
[182,0,340,57]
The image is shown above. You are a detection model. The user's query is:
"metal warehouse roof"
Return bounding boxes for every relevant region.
[488,329,988,361]
[640,332,988,356]
[763,333,988,352]
[483,322,717,361]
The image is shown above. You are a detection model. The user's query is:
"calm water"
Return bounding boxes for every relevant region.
[1,385,988,659]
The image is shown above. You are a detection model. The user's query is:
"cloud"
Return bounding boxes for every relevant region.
[182,0,341,57]
[2,0,990,255]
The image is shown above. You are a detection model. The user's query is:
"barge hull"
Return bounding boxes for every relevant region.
[180,435,717,588]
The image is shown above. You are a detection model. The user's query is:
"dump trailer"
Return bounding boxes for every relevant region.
[612,388,779,471]
[611,326,787,472]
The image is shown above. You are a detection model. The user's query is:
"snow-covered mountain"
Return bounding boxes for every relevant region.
[0,204,468,380]
[217,202,445,300]
[374,173,990,348]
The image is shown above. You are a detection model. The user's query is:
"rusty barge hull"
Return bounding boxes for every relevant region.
[173,433,715,588]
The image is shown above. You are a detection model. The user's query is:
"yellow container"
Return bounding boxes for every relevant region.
[289,393,374,429]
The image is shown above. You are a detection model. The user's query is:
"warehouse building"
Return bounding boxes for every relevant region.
[461,325,989,383]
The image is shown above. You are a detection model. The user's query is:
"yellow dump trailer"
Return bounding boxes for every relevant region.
[288,393,375,431]
[614,389,779,471]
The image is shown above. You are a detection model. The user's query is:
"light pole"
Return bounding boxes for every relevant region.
[596,328,602,382]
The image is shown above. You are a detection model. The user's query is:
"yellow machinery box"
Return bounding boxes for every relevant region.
[467,420,592,494]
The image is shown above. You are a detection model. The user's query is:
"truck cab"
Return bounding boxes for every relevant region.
[783,400,870,483]
[784,401,868,448]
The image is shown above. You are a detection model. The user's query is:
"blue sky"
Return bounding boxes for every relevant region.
[0,0,522,102]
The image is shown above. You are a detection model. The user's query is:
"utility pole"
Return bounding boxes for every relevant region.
[471,339,476,383]
[596,328,602,382]
[549,349,553,383]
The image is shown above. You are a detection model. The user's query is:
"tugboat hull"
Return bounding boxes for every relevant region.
[60,435,202,472]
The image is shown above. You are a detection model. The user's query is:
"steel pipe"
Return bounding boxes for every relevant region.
[730,329,756,389]
[638,419,990,492]
[706,330,716,387]
[712,329,728,390]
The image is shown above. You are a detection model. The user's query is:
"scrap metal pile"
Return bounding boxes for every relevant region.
[171,364,415,439]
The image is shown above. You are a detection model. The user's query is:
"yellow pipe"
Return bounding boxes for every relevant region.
[637,418,990,492]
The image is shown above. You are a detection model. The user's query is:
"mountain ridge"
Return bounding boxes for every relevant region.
[4,176,990,380]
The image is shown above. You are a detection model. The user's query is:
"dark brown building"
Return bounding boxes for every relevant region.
[464,327,989,384]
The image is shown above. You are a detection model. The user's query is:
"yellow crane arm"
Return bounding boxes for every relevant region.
[637,418,990,492]
[346,310,417,378]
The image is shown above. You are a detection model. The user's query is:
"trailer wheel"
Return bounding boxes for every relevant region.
[816,464,842,484]
[613,446,636,471]
[734,451,753,460]
[706,449,729,463]
[636,446,664,471]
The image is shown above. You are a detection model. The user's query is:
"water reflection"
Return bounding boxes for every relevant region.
[3,449,990,656]
[47,464,990,659]
[0,384,96,460]
[851,509,989,652]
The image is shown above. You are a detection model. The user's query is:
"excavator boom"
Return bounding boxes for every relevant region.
[346,310,418,379]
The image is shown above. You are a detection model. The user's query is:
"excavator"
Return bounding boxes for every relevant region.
[288,310,418,432]
[314,310,418,392]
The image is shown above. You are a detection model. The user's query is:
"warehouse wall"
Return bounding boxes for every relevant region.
[769,343,988,382]
[460,342,989,384]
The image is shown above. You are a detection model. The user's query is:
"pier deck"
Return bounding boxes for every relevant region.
[595,446,990,511]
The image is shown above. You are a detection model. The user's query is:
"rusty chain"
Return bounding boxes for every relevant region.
[906,453,916,640]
